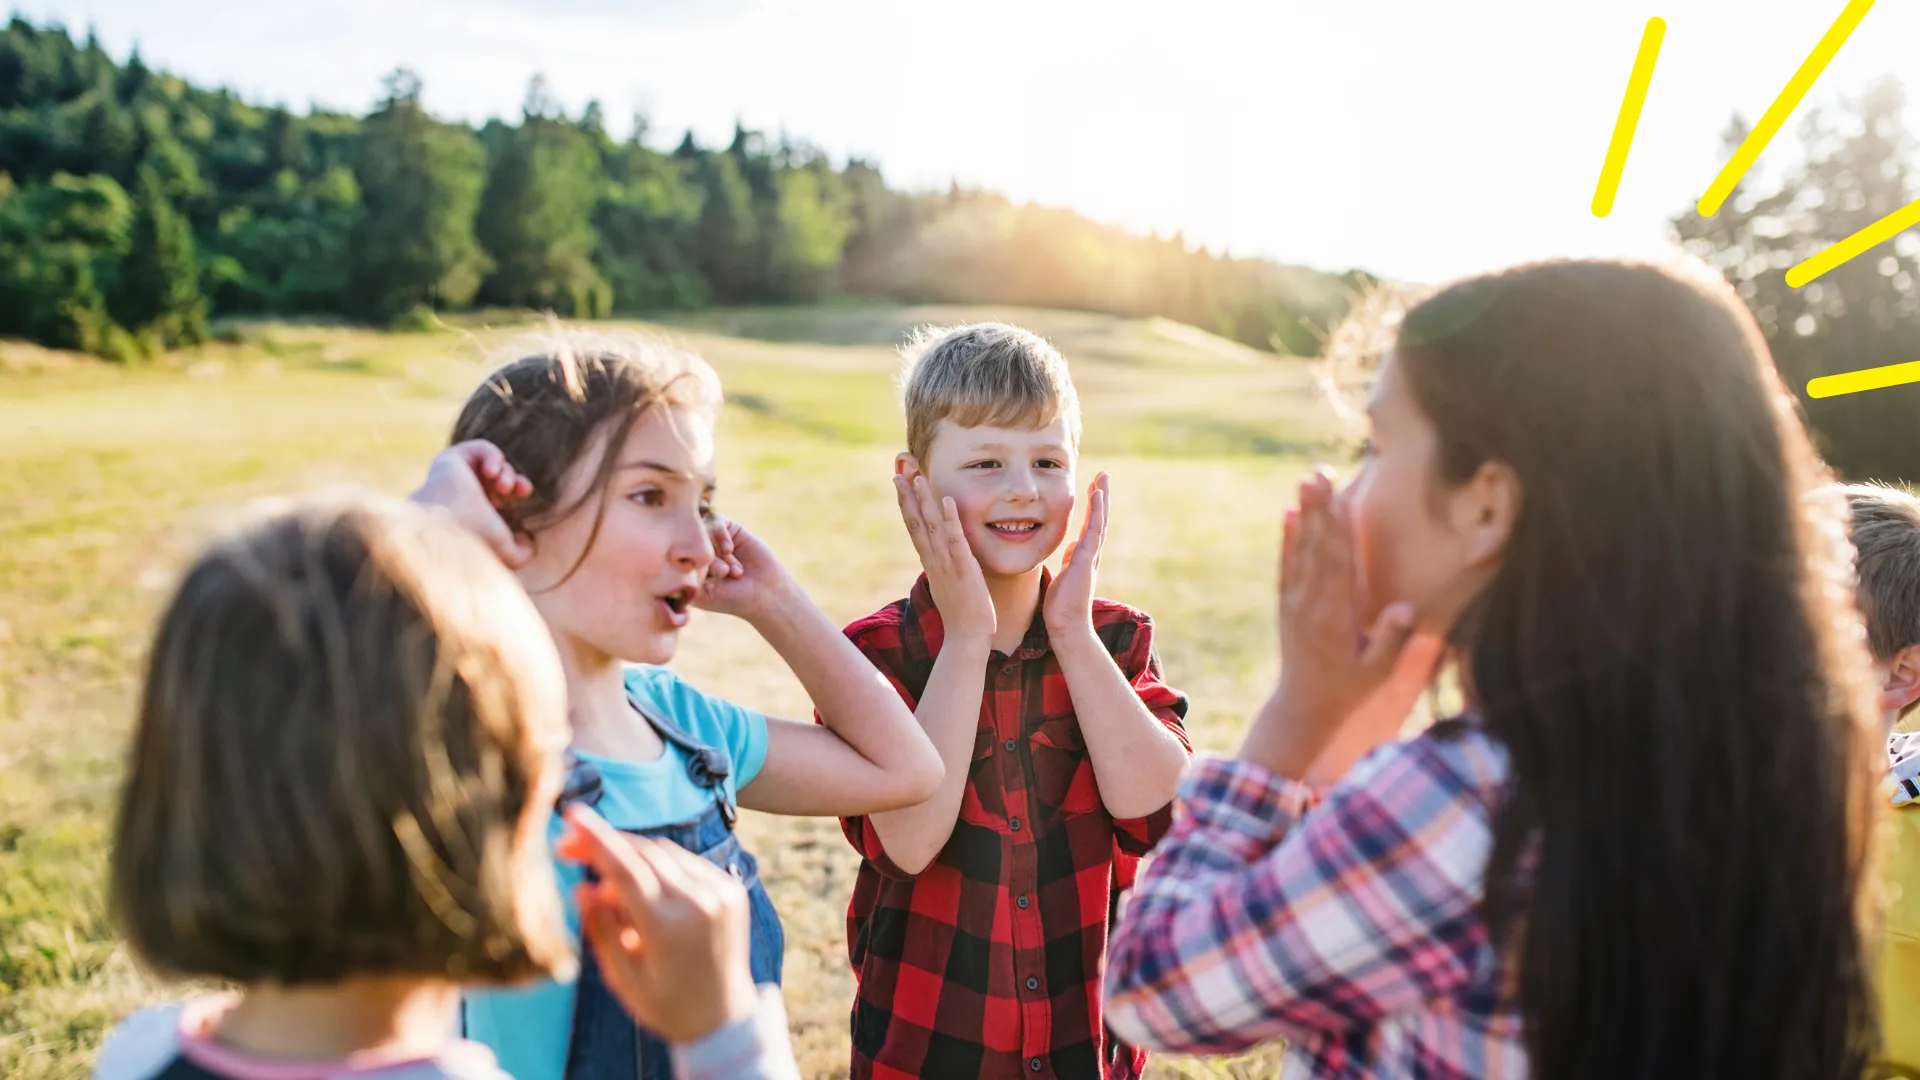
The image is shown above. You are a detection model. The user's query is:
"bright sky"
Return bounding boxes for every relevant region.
[19,0,1920,283]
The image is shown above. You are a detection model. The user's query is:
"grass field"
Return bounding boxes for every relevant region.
[0,303,1351,1079]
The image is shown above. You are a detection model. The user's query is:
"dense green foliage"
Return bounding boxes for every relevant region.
[1672,77,1920,481]
[0,17,1359,358]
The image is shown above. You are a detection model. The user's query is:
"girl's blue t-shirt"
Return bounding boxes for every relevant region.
[462,664,771,1080]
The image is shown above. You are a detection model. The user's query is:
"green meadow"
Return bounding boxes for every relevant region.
[0,304,1352,1078]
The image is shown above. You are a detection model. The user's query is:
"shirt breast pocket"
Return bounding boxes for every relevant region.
[958,726,1008,830]
[1029,713,1102,822]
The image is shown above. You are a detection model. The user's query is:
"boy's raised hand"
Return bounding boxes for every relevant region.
[410,440,534,568]
[1042,472,1109,638]
[557,806,760,1047]
[896,474,994,641]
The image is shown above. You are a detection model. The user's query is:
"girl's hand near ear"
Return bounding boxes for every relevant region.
[411,441,534,568]
[1239,468,1436,781]
[695,517,797,625]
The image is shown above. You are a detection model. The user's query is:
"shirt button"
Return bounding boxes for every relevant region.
[1025,976,1039,991]
[1004,738,1017,753]
[1030,1058,1044,1072]
[1010,817,1022,832]
[1017,894,1030,909]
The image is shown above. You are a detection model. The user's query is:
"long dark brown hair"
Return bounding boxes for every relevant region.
[1395,259,1881,1078]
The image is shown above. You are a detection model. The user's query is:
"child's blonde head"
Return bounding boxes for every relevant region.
[112,490,572,987]
[899,322,1080,466]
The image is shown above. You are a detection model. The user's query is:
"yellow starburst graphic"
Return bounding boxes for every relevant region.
[1598,0,1919,397]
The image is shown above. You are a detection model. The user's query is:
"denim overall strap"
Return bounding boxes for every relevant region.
[627,693,737,828]
[561,697,784,1080]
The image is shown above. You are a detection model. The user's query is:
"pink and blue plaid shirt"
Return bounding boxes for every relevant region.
[1103,720,1527,1078]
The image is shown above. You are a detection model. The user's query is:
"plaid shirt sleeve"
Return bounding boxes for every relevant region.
[827,617,923,881]
[1110,615,1191,857]
[1103,729,1507,1055]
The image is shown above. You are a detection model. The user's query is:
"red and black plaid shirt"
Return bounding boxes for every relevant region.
[834,571,1191,1080]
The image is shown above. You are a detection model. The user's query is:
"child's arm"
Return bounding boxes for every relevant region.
[1043,475,1190,819]
[859,475,998,876]
[1103,736,1501,1054]
[697,518,944,817]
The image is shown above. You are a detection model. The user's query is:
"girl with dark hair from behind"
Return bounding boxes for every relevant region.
[1103,257,1883,1079]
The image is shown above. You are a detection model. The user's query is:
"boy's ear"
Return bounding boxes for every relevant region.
[1881,643,1920,715]
[895,453,921,479]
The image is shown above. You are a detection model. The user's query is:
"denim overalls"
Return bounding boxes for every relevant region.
[557,694,785,1080]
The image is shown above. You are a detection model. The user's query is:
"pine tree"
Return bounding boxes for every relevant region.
[116,163,206,347]
[475,86,609,317]
[347,68,490,321]
[694,150,760,303]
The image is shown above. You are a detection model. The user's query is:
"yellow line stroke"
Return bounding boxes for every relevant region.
[1808,358,1920,399]
[1697,0,1876,217]
[1785,197,1920,287]
[1592,17,1666,219]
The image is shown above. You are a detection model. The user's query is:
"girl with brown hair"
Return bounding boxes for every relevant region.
[1104,258,1883,1079]
[413,333,942,1080]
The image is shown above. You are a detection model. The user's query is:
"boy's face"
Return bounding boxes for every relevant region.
[906,416,1077,579]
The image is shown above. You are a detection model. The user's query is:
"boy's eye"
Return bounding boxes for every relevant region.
[969,460,1000,470]
[632,487,665,507]
[1036,459,1062,470]
[698,502,715,521]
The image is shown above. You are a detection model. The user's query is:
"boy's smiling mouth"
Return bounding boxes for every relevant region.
[987,518,1044,539]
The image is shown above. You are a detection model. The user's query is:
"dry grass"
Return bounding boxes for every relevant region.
[0,306,1344,1078]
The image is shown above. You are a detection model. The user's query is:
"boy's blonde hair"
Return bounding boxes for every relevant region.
[1841,482,1920,662]
[899,322,1081,466]
[112,490,573,987]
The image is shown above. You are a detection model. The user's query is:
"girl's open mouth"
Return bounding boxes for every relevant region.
[658,587,695,626]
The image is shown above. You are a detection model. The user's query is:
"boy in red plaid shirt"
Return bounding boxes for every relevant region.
[831,323,1192,1079]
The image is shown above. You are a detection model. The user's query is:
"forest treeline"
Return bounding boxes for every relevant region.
[4,18,1915,479]
[0,18,1362,362]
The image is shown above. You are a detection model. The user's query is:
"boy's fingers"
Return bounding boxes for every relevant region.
[895,478,938,563]
[939,497,972,572]
[1083,484,1109,562]
[1094,474,1111,544]
[914,480,950,570]
[914,477,946,539]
